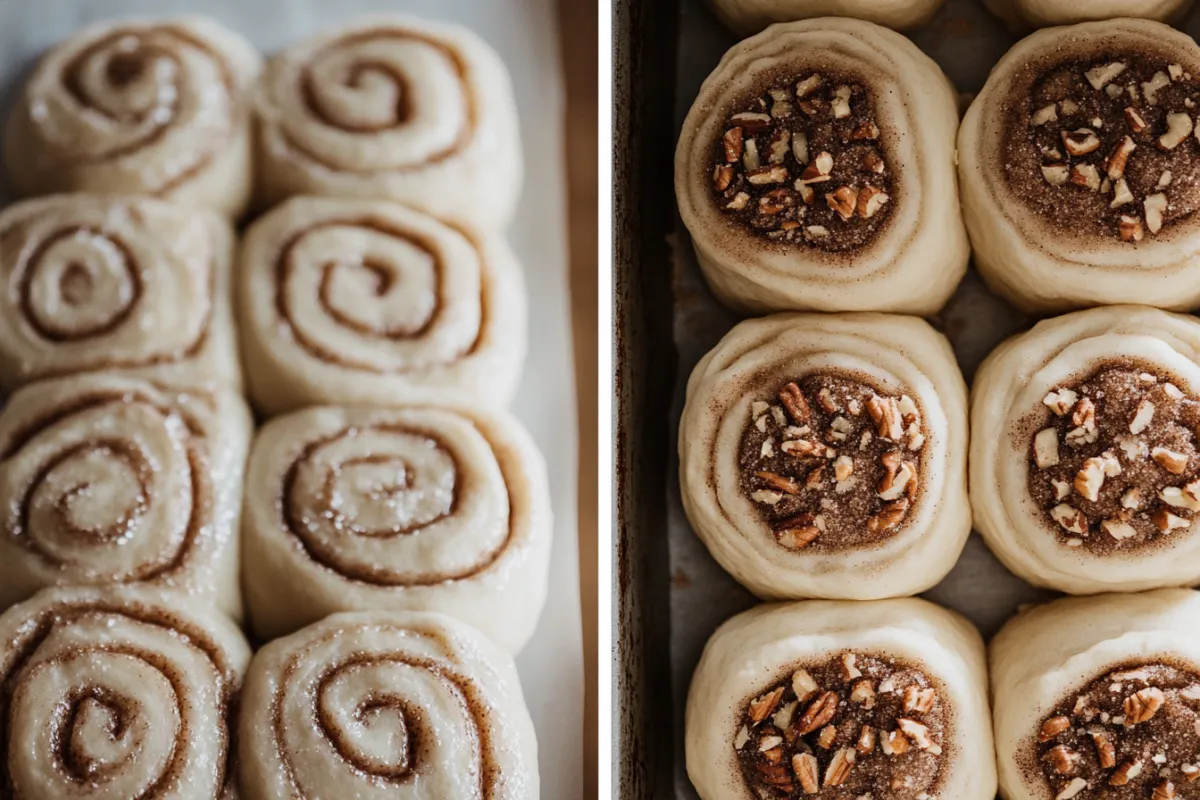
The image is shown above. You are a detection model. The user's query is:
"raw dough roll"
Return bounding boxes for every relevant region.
[711,0,946,36]
[675,18,967,315]
[985,0,1194,30]
[253,15,522,233]
[0,194,239,393]
[992,589,1200,800]
[237,195,526,416]
[242,404,552,653]
[679,313,970,600]
[0,585,249,800]
[0,374,251,619]
[686,598,996,800]
[3,16,259,219]
[959,19,1200,313]
[972,305,1200,595]
[239,610,538,800]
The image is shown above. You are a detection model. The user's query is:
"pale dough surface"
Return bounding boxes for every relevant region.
[238,610,538,800]
[242,404,552,653]
[991,588,1200,800]
[0,374,251,619]
[0,194,240,393]
[985,0,1194,29]
[971,305,1200,594]
[686,597,997,800]
[711,0,945,35]
[675,18,967,315]
[958,19,1200,313]
[237,195,526,416]
[0,584,250,800]
[679,313,970,600]
[254,14,522,233]
[4,16,259,218]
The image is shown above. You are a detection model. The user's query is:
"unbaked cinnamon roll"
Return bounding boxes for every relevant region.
[237,195,525,416]
[972,305,1200,595]
[3,17,260,218]
[679,313,970,600]
[253,15,521,233]
[986,0,1194,30]
[959,19,1200,313]
[242,404,551,653]
[239,610,538,799]
[675,18,967,315]
[0,584,249,800]
[686,598,996,800]
[0,373,251,618]
[710,0,946,36]
[992,589,1200,800]
[0,194,239,393]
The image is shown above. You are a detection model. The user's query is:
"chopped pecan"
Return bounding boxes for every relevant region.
[868,498,909,533]
[794,691,839,736]
[779,383,812,424]
[749,686,785,724]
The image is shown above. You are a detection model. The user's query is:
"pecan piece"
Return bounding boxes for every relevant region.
[755,471,801,495]
[774,513,821,550]
[749,686,785,724]
[794,691,839,735]
[792,753,819,795]
[868,498,910,533]
[1124,686,1165,723]
[1091,730,1116,768]
[824,749,856,787]
[1039,716,1071,742]
[722,128,744,162]
[779,383,812,424]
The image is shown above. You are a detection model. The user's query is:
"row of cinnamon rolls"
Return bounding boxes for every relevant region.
[677,13,1200,315]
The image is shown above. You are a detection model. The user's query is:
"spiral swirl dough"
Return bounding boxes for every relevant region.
[679,313,970,600]
[971,305,1200,595]
[0,584,250,800]
[985,0,1194,30]
[959,20,1200,313]
[0,194,239,393]
[709,0,946,36]
[238,610,538,800]
[685,598,996,800]
[674,18,967,316]
[991,589,1200,800]
[237,195,526,416]
[2,17,260,219]
[253,15,522,233]
[0,373,251,618]
[241,404,551,652]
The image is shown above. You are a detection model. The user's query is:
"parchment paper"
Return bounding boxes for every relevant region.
[0,2,583,797]
[665,1,1200,795]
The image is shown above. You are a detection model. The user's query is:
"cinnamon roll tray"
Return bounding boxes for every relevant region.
[613,0,1200,796]
[0,1,587,798]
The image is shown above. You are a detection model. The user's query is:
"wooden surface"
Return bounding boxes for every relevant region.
[557,0,598,795]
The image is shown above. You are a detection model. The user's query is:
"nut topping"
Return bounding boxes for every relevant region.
[1124,686,1165,724]
[1159,113,1195,150]
[1063,128,1101,156]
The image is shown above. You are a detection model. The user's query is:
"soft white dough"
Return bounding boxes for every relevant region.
[686,597,997,800]
[991,589,1200,800]
[711,0,946,35]
[675,18,967,315]
[3,16,260,218]
[959,19,1200,313]
[253,14,522,233]
[241,404,552,653]
[679,312,971,600]
[238,610,539,800]
[237,195,527,416]
[985,0,1194,29]
[971,305,1200,594]
[0,194,241,393]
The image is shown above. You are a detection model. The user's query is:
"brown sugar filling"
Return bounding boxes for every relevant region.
[1033,662,1200,798]
[740,373,926,552]
[734,652,946,798]
[1002,53,1200,242]
[710,70,893,251]
[1026,363,1200,553]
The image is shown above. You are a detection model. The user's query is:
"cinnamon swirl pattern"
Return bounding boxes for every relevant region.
[238,196,526,415]
[0,374,251,618]
[972,305,1200,594]
[0,194,239,393]
[238,610,539,800]
[253,15,522,233]
[679,313,970,600]
[3,17,260,218]
[0,585,250,800]
[675,18,967,315]
[242,405,551,652]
